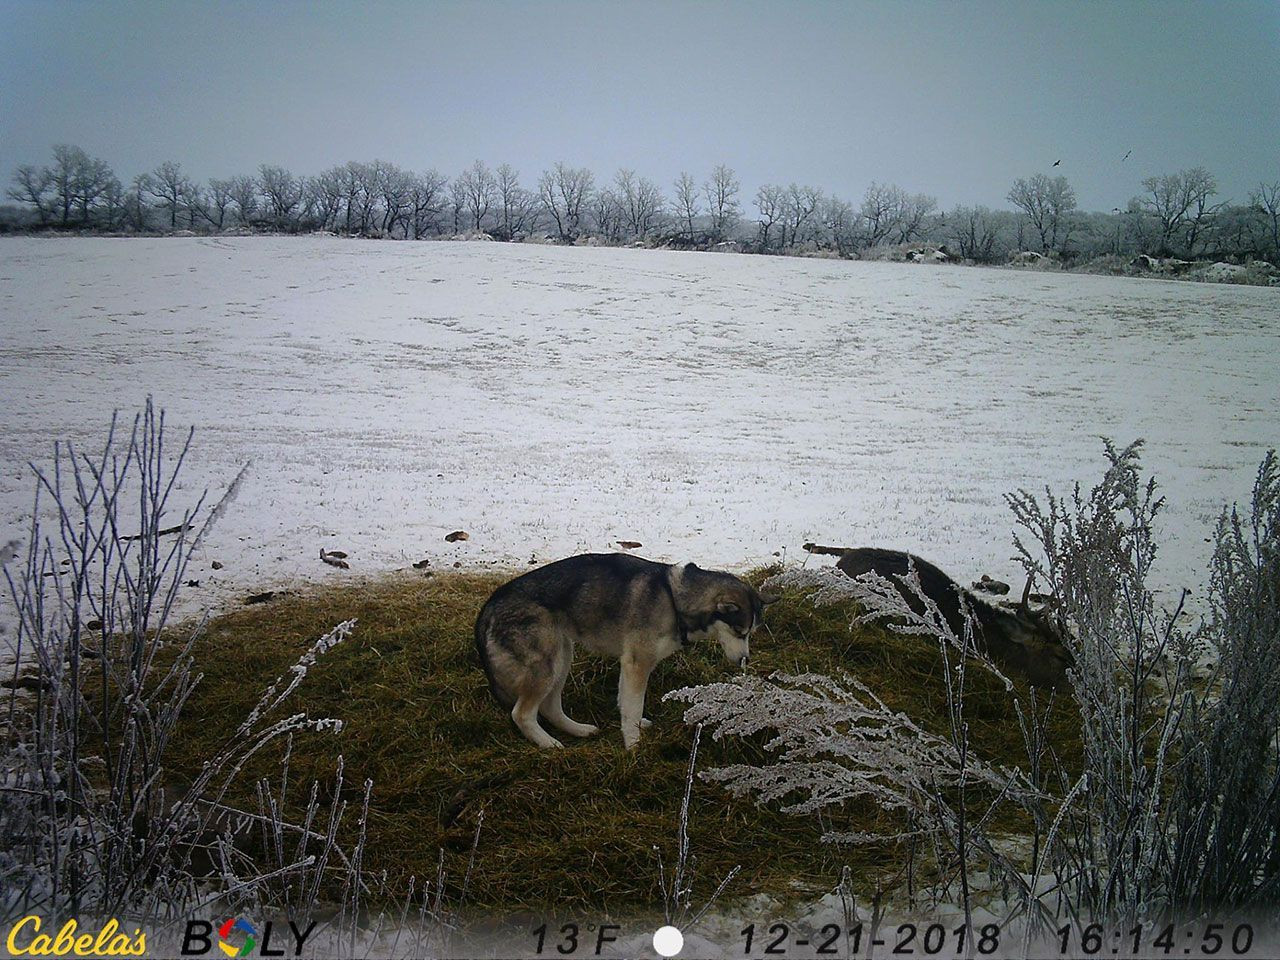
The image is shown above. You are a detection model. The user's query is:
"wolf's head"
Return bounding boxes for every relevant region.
[670,562,776,668]
[978,585,1074,687]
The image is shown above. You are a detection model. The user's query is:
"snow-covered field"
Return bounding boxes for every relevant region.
[1,236,1276,620]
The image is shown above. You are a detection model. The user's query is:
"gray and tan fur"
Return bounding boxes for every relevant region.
[804,543,1073,687]
[475,553,771,749]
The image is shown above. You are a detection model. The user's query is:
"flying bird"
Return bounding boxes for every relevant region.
[1122,149,1132,162]
[1052,159,1061,167]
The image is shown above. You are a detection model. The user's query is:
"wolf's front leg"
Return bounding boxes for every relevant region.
[618,653,655,750]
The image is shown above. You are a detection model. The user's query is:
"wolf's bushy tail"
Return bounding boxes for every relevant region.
[803,542,851,557]
[474,602,515,707]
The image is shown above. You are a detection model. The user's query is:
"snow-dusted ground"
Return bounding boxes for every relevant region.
[0,236,1276,623]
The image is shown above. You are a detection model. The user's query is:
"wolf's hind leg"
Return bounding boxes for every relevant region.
[540,690,599,738]
[510,656,564,749]
[512,692,564,749]
[541,688,600,738]
[490,612,565,748]
[539,642,599,737]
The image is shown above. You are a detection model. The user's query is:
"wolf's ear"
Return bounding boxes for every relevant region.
[717,601,740,614]
[759,591,780,606]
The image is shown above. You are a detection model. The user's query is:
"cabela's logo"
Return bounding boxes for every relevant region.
[4,916,146,957]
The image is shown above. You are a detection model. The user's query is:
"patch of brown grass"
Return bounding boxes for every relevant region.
[167,567,1080,916]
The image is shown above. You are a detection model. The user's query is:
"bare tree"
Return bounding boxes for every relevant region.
[124,175,150,232]
[335,161,369,234]
[202,179,233,231]
[7,165,54,225]
[144,160,192,230]
[537,170,563,239]
[354,165,379,234]
[17,145,117,227]
[538,162,594,242]
[258,165,302,231]
[494,163,526,240]
[636,177,665,238]
[614,168,639,239]
[1206,203,1259,260]
[1250,181,1280,258]
[949,205,999,262]
[98,175,127,230]
[339,161,380,235]
[306,168,344,231]
[48,144,82,226]
[181,181,206,230]
[374,161,413,237]
[329,164,355,233]
[558,163,594,240]
[1121,196,1156,254]
[449,177,466,235]
[704,164,740,242]
[228,175,260,227]
[612,169,665,240]
[674,172,700,240]
[1138,167,1220,255]
[456,159,495,232]
[781,183,822,248]
[410,169,449,239]
[592,188,625,243]
[891,191,939,245]
[755,184,785,250]
[71,153,116,226]
[312,161,413,236]
[820,196,857,255]
[497,169,541,241]
[1007,173,1077,253]
[858,182,904,248]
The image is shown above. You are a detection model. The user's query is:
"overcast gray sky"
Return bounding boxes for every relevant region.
[2,0,1276,212]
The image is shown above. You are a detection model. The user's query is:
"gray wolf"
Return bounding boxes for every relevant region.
[805,543,1073,687]
[475,553,772,749]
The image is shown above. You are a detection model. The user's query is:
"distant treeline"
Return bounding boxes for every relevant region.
[4,145,1279,266]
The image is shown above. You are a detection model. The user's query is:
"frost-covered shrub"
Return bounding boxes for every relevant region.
[1170,452,1280,911]
[1008,440,1188,923]
[0,402,354,926]
[1,404,481,957]
[1011,441,1280,922]
[667,669,1024,835]
[670,441,1280,929]
[666,565,1051,934]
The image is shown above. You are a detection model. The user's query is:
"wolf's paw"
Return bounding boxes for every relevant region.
[565,722,599,737]
[639,717,653,730]
[542,737,565,750]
